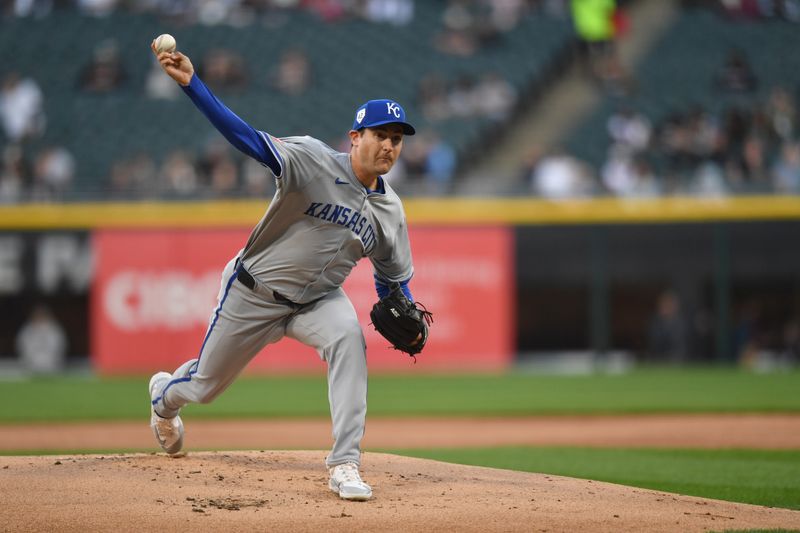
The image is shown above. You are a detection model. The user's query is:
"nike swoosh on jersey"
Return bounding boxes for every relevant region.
[335,178,349,185]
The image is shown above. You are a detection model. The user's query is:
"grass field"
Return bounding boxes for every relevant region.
[1,367,798,512]
[0,367,798,422]
[387,447,800,510]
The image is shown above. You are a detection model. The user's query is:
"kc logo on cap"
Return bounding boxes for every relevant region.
[352,99,416,135]
[386,102,400,118]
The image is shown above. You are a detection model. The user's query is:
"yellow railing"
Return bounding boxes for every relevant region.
[1,196,799,229]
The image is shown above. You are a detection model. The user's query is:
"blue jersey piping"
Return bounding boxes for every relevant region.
[151,266,240,411]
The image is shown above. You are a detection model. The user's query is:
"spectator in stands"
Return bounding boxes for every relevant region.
[196,137,241,197]
[601,145,659,197]
[130,0,195,21]
[723,134,769,192]
[657,112,694,179]
[199,47,249,93]
[570,0,622,86]
[399,132,431,181]
[145,59,181,100]
[241,157,276,197]
[128,152,158,195]
[159,148,199,197]
[685,108,725,163]
[6,0,54,17]
[474,71,516,122]
[382,150,408,191]
[658,107,724,185]
[718,105,749,176]
[268,47,311,96]
[194,0,252,25]
[646,289,689,364]
[713,47,758,95]
[741,135,769,188]
[691,159,729,197]
[15,304,67,374]
[516,145,543,192]
[208,152,239,197]
[715,0,800,21]
[77,0,118,17]
[417,70,518,123]
[423,132,457,195]
[447,74,479,118]
[606,105,651,153]
[269,0,302,10]
[529,146,595,199]
[0,71,45,142]
[772,140,800,194]
[417,73,450,122]
[716,0,762,19]
[764,86,797,142]
[304,0,348,22]
[435,0,484,56]
[0,144,28,203]
[749,105,773,140]
[108,152,157,198]
[78,39,128,93]
[109,159,132,198]
[486,0,530,31]
[435,26,478,56]
[360,0,414,25]
[30,145,75,201]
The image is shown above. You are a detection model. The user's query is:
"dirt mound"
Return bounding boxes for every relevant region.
[1,451,798,532]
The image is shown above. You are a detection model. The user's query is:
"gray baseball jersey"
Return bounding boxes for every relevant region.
[241,135,413,304]
[150,74,418,470]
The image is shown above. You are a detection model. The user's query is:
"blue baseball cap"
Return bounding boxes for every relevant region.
[352,99,416,135]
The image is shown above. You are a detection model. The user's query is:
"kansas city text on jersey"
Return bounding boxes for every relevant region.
[304,202,377,253]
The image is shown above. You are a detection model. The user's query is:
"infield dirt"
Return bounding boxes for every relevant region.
[2,413,799,452]
[2,450,800,533]
[1,414,800,532]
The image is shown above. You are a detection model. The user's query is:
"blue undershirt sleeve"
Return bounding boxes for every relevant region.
[181,74,283,176]
[374,275,414,302]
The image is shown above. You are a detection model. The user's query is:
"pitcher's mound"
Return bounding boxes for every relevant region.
[1,450,798,532]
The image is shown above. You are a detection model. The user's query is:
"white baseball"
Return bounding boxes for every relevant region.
[154,33,177,54]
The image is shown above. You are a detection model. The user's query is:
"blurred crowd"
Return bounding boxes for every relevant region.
[645,288,800,369]
[106,140,277,200]
[1,0,560,200]
[526,43,800,198]
[0,55,466,201]
[0,57,468,200]
[684,0,800,21]
[2,0,800,201]
[0,72,75,202]
[1,0,555,26]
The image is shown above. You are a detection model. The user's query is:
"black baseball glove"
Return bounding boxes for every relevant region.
[370,282,433,356]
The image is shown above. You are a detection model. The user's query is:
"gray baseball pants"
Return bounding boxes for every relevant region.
[152,256,368,467]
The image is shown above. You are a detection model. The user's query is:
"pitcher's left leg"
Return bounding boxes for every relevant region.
[285,288,367,467]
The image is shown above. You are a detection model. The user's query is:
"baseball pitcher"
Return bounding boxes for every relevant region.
[147,40,431,501]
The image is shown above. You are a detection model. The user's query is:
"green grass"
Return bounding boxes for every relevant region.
[0,368,798,422]
[386,447,800,511]
[712,530,800,532]
[3,369,799,516]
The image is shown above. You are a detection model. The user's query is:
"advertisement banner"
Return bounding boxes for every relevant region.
[92,227,512,374]
[0,231,91,365]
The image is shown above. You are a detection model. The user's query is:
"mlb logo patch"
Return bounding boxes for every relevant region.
[356,109,366,124]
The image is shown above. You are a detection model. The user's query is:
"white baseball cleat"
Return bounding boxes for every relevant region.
[328,462,372,501]
[149,372,184,456]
